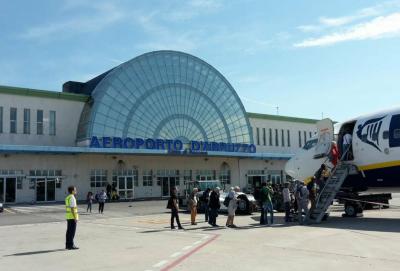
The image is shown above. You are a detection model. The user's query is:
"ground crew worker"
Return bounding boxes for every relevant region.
[65,185,79,250]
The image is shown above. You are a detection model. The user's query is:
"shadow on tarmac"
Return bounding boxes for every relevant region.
[309,216,400,233]
[4,249,65,257]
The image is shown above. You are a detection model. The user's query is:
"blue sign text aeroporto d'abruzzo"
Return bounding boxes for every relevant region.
[89,136,256,153]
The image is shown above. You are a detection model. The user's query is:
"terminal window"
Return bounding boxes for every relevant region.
[10,107,17,134]
[49,110,56,136]
[287,130,291,147]
[298,131,302,147]
[23,108,30,134]
[269,128,272,146]
[90,169,108,187]
[142,170,153,186]
[262,128,266,145]
[37,110,43,135]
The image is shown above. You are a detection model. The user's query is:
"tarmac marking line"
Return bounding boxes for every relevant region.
[182,246,193,251]
[193,240,202,245]
[153,260,168,268]
[170,252,182,258]
[160,234,219,271]
[4,208,16,214]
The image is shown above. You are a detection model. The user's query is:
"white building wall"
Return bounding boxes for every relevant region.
[0,93,85,146]
[249,117,317,154]
[0,154,283,203]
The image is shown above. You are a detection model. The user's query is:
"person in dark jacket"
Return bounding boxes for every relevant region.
[208,187,221,227]
[169,187,184,230]
[202,188,211,222]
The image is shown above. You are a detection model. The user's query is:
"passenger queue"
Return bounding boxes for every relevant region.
[166,164,333,230]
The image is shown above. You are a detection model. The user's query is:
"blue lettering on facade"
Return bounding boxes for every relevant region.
[102,137,111,148]
[165,140,173,151]
[89,136,257,153]
[136,138,144,148]
[123,137,135,148]
[90,136,101,148]
[112,137,123,148]
[191,141,200,151]
[173,140,183,151]
[145,138,155,149]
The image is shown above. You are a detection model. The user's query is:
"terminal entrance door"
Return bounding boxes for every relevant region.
[0,177,16,203]
[36,178,56,202]
[161,177,177,197]
[118,176,134,200]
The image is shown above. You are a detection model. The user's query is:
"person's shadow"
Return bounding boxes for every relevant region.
[4,249,65,257]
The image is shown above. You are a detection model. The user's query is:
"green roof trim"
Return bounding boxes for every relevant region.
[0,85,89,102]
[247,112,319,124]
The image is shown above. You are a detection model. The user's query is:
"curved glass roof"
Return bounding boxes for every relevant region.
[77,50,253,144]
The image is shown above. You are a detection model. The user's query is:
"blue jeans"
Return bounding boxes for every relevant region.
[263,202,274,225]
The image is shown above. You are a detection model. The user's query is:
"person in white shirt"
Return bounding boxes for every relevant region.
[97,190,107,214]
[297,182,309,225]
[342,132,352,160]
[226,186,240,228]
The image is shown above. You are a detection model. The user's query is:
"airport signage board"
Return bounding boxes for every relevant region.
[89,136,256,153]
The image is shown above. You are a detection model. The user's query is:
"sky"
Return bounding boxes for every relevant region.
[1,0,400,122]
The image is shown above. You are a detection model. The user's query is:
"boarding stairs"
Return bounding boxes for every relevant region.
[305,162,352,224]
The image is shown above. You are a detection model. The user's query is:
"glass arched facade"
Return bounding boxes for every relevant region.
[77,50,253,144]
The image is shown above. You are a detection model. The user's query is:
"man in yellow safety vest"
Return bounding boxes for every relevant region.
[65,185,79,250]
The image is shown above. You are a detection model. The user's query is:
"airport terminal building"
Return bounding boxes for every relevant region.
[0,51,318,203]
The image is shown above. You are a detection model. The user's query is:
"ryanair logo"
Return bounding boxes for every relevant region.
[356,116,386,152]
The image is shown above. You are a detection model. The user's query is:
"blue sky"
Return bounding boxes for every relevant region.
[1,0,400,122]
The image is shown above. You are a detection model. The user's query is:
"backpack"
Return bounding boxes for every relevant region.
[223,196,230,207]
[166,198,173,209]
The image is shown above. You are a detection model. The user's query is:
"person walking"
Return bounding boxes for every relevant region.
[106,183,112,202]
[65,186,79,250]
[329,141,339,167]
[86,191,93,213]
[226,186,239,228]
[342,132,353,160]
[169,187,184,230]
[298,181,310,225]
[202,188,211,222]
[307,177,317,214]
[260,182,274,225]
[208,187,220,227]
[189,188,198,225]
[98,190,107,214]
[282,182,291,223]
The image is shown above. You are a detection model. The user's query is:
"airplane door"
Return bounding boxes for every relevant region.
[389,114,400,148]
[314,118,334,158]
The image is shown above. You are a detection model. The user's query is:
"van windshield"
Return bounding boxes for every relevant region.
[303,138,318,150]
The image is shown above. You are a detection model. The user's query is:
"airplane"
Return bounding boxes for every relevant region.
[284,107,400,216]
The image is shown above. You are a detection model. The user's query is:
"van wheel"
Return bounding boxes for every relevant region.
[344,203,356,217]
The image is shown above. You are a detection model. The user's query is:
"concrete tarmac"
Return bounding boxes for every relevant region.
[1,201,400,271]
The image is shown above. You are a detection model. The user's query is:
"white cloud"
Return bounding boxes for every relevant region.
[297,1,400,33]
[19,2,125,40]
[294,12,400,47]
